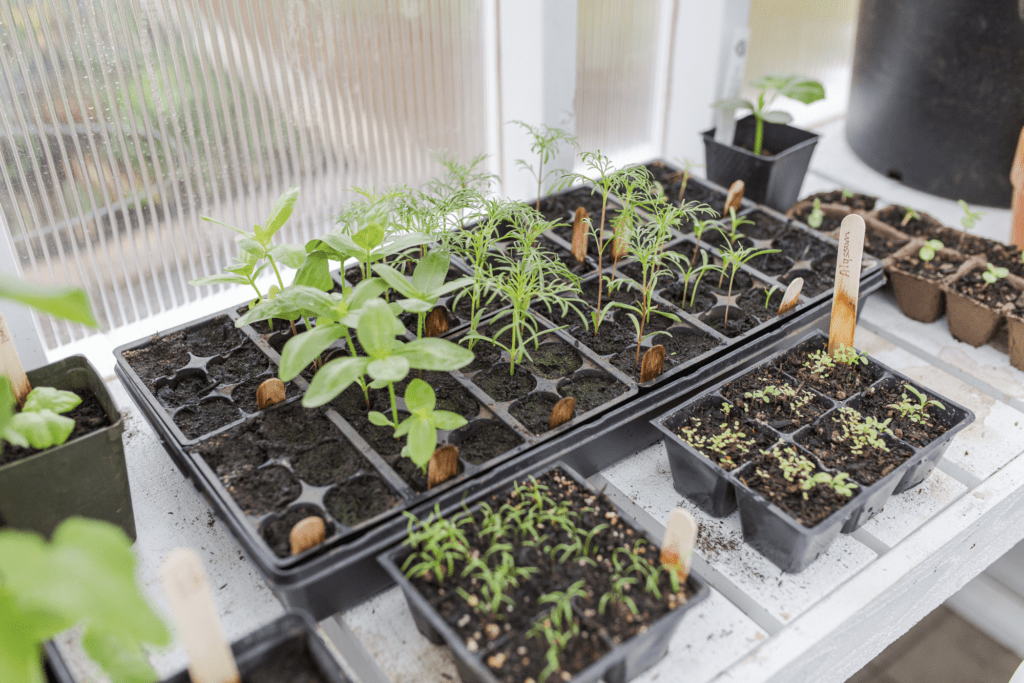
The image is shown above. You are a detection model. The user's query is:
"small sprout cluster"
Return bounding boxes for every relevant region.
[833,407,893,455]
[755,443,858,500]
[743,382,815,413]
[887,384,945,424]
[901,206,921,227]
[677,404,756,470]
[802,344,867,378]
[958,199,984,249]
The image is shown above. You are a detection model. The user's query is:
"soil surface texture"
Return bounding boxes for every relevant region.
[776,344,882,401]
[800,190,877,212]
[720,368,830,433]
[558,371,627,412]
[797,409,914,485]
[239,636,329,683]
[669,399,775,471]
[951,271,1023,309]
[875,205,944,238]
[738,446,855,527]
[451,420,524,465]
[509,392,565,434]
[791,204,843,233]
[891,251,966,282]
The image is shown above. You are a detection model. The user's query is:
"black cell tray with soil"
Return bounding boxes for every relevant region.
[652,330,974,572]
[379,463,710,683]
[45,611,349,683]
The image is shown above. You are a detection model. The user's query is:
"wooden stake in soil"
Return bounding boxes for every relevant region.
[427,445,459,489]
[548,396,575,430]
[776,277,804,317]
[660,508,698,583]
[640,345,666,383]
[827,214,866,356]
[255,378,286,411]
[160,548,241,683]
[290,516,327,556]
[571,207,589,263]
[425,306,450,338]
[723,180,745,216]
[0,313,30,406]
[1011,124,1024,248]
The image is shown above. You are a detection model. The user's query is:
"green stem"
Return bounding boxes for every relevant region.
[388,382,399,429]
[417,312,424,340]
[267,254,287,292]
[248,278,264,303]
[342,330,370,408]
[753,115,764,156]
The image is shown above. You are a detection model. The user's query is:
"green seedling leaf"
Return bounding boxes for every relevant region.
[918,239,944,262]
[22,387,81,414]
[352,224,385,251]
[394,338,475,371]
[404,378,436,413]
[779,78,826,104]
[411,251,449,294]
[235,233,265,258]
[291,250,333,291]
[256,185,299,244]
[711,97,755,111]
[302,356,370,407]
[279,324,347,381]
[188,273,251,287]
[267,243,307,269]
[357,298,400,358]
[0,273,98,327]
[368,411,391,427]
[367,355,411,383]
[761,110,793,125]
[3,410,74,450]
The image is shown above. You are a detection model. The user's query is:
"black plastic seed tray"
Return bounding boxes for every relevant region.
[44,611,349,683]
[379,462,710,683]
[652,330,974,572]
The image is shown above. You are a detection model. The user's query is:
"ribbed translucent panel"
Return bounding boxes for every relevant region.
[575,0,670,165]
[0,0,487,349]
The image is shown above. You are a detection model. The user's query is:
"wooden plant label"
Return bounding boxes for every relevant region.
[290,516,327,556]
[0,313,30,406]
[425,306,449,338]
[255,378,286,411]
[427,445,459,489]
[571,207,589,263]
[640,345,666,383]
[160,548,241,683]
[548,396,575,430]
[660,508,698,582]
[777,277,804,316]
[1011,124,1024,248]
[827,214,866,356]
[723,180,745,216]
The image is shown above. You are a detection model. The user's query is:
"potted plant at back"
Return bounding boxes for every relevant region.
[0,275,134,539]
[705,74,825,211]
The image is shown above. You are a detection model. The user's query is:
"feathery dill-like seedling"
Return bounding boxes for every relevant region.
[512,121,577,211]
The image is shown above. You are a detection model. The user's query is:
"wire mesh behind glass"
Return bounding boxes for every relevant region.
[0,0,488,349]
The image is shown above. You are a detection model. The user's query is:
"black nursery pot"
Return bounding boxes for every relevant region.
[379,462,710,683]
[45,611,349,683]
[0,355,134,539]
[652,330,974,572]
[702,115,820,212]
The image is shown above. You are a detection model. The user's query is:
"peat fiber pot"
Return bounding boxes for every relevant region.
[0,355,134,539]
[702,114,819,211]
[887,266,946,323]
[942,287,1004,347]
[1007,313,1024,371]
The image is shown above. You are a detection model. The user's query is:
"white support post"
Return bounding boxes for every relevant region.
[497,0,578,202]
[662,0,752,166]
[0,211,48,371]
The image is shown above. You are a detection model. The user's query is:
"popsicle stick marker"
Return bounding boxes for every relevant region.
[0,313,30,406]
[548,396,575,430]
[160,548,241,683]
[427,445,459,488]
[255,378,286,411]
[723,180,745,216]
[660,508,698,583]
[1011,124,1024,248]
[776,278,804,317]
[290,516,327,556]
[571,207,589,263]
[425,306,449,337]
[827,214,866,356]
[640,345,666,383]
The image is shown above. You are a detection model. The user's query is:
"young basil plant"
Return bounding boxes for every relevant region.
[1,386,80,451]
[982,263,1009,285]
[918,239,943,262]
[711,74,825,156]
[392,378,468,473]
[373,250,473,338]
[189,250,268,306]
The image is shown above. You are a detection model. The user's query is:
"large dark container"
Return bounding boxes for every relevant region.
[847,0,1024,207]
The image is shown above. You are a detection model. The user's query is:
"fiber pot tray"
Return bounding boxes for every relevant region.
[45,610,348,683]
[0,355,134,539]
[653,330,974,572]
[379,462,709,683]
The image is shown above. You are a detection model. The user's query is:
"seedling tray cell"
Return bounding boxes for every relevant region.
[379,462,710,683]
[652,330,974,572]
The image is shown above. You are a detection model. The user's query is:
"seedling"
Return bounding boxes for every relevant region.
[841,188,854,200]
[690,217,722,263]
[803,345,867,379]
[887,383,946,424]
[982,262,1009,285]
[373,250,473,339]
[763,284,780,310]
[712,74,825,156]
[742,382,814,413]
[677,249,713,310]
[723,207,754,246]
[807,198,824,229]
[958,199,984,250]
[673,158,701,204]
[900,206,921,227]
[715,243,781,325]
[918,239,944,262]
[834,407,893,455]
[189,249,268,309]
[526,615,577,683]
[512,121,577,210]
[599,574,639,616]
[1,386,80,451]
[677,409,757,470]
[423,152,497,239]
[801,471,859,499]
[381,378,468,473]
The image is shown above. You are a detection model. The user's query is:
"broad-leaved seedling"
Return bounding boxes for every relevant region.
[712,74,825,156]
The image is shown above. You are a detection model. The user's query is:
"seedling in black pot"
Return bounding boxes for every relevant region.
[712,74,825,156]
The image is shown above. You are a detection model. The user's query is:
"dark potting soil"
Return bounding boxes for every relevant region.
[395,371,481,420]
[558,371,627,412]
[660,326,722,365]
[509,392,564,434]
[801,190,877,212]
[856,381,951,449]
[660,279,718,314]
[223,465,301,517]
[238,636,329,683]
[645,162,726,215]
[0,389,112,464]
[231,374,302,415]
[891,251,966,282]
[536,187,622,230]
[451,420,524,466]
[359,416,407,458]
[567,318,634,356]
[581,276,637,308]
[324,474,399,527]
[536,232,597,276]
[741,211,789,240]
[174,398,242,439]
[797,411,914,485]
[208,342,271,384]
[863,231,909,260]
[403,469,694,683]
[389,454,444,493]
[259,504,331,559]
[791,203,844,233]
[719,368,829,433]
[701,305,764,338]
[776,344,882,401]
[963,240,1024,278]
[875,205,943,238]
[706,269,754,295]
[524,339,583,379]
[155,371,214,410]
[123,315,247,386]
[472,365,538,403]
[702,227,754,250]
[670,400,774,471]
[290,438,374,487]
[951,270,1024,309]
[738,447,854,527]
[450,290,507,326]
[457,323,509,373]
[750,250,794,277]
[778,269,831,299]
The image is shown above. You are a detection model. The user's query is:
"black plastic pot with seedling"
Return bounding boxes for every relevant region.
[704,74,825,211]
